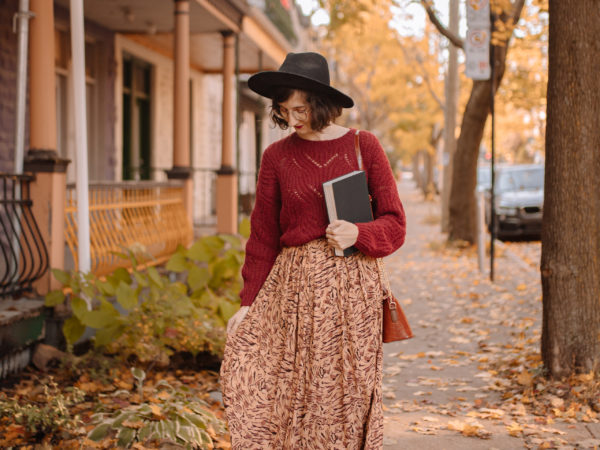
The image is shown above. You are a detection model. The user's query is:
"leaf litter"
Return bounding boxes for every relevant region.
[382,193,599,449]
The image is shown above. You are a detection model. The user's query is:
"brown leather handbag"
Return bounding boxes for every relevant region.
[376,258,413,343]
[354,130,413,343]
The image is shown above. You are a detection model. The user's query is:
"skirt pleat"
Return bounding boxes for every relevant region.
[220,239,384,449]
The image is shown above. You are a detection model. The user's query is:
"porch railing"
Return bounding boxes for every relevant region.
[65,181,193,276]
[0,174,49,298]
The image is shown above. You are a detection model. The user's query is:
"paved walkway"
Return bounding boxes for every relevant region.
[381,180,599,449]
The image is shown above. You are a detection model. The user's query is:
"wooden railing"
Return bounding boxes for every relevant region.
[65,181,193,276]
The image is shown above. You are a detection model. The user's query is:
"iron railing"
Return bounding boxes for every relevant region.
[65,181,193,276]
[0,174,49,298]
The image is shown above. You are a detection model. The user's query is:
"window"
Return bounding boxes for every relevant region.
[54,28,100,182]
[122,54,152,181]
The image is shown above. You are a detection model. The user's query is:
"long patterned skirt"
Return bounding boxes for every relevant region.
[220,239,384,449]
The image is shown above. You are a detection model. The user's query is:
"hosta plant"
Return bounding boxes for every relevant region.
[88,368,226,448]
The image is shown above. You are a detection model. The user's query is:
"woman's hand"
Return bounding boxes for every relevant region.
[227,306,250,335]
[326,220,359,252]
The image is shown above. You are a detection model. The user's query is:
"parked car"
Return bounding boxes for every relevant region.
[485,164,544,239]
[477,165,492,192]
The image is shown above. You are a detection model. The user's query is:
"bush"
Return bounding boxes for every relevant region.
[45,229,248,365]
[0,377,84,437]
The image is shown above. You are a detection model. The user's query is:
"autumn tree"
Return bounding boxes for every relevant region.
[420,0,525,243]
[540,0,600,377]
[491,2,548,164]
[318,0,444,169]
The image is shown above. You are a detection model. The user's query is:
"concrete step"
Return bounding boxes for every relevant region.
[0,298,45,378]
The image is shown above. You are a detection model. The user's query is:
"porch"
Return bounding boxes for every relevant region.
[0,0,306,376]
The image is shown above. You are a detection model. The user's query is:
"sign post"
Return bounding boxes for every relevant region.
[465,0,495,281]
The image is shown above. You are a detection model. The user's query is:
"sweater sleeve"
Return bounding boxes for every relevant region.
[354,132,406,257]
[239,147,282,306]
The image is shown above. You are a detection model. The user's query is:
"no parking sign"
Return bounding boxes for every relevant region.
[466,0,491,80]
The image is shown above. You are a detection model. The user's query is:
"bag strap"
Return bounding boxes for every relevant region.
[376,257,392,295]
[355,129,392,299]
[354,130,364,171]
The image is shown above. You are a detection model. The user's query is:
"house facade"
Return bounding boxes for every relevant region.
[0,0,308,370]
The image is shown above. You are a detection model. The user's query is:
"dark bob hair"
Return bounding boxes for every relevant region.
[269,87,343,132]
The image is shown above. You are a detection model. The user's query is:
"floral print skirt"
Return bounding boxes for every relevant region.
[220,239,384,450]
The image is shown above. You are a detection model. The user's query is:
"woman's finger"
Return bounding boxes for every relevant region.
[227,317,238,334]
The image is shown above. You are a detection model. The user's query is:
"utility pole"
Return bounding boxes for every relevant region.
[441,0,459,232]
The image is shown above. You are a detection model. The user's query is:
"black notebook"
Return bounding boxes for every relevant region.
[323,170,374,257]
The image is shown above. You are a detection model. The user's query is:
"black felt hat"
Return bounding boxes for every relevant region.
[248,52,354,108]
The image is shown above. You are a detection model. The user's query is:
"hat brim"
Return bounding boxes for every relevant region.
[248,71,354,108]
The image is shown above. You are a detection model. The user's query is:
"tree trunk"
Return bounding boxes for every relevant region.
[541,0,600,378]
[447,2,525,243]
[448,79,492,242]
[423,150,434,198]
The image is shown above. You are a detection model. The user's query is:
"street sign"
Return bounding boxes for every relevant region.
[467,0,491,28]
[465,29,491,80]
[466,0,491,81]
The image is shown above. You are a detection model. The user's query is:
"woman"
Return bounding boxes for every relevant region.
[220,52,406,449]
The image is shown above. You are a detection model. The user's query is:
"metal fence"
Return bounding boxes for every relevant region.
[0,174,49,298]
[65,181,193,276]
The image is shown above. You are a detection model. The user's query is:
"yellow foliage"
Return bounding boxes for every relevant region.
[318,0,443,163]
[485,0,548,163]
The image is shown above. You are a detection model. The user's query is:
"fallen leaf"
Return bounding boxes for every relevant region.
[517,370,533,386]
[122,420,145,429]
[150,404,164,418]
[506,422,523,437]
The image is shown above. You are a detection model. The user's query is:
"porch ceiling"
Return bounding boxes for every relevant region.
[53,0,244,34]
[53,0,286,73]
[138,32,280,73]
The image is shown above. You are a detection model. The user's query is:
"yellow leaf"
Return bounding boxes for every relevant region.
[150,404,163,418]
[506,422,523,437]
[122,420,145,429]
[461,424,481,437]
[116,380,133,390]
[78,381,101,393]
[157,390,171,400]
[577,372,594,383]
[517,370,533,386]
[447,420,464,432]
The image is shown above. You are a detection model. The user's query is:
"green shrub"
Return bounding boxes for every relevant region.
[45,228,248,364]
[88,368,225,448]
[0,377,84,436]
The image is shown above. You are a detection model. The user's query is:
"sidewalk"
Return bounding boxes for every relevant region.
[381,180,600,449]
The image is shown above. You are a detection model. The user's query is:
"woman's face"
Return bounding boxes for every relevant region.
[277,90,313,138]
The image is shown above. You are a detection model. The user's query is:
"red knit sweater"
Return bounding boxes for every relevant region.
[240,129,406,306]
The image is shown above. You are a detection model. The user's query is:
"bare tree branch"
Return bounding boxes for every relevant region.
[419,0,464,49]
[511,0,526,25]
[416,55,445,110]
[397,41,445,111]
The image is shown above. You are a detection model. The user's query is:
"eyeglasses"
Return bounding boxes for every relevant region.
[273,106,310,122]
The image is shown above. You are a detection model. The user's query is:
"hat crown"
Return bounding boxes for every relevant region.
[279,52,330,86]
[246,52,354,108]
